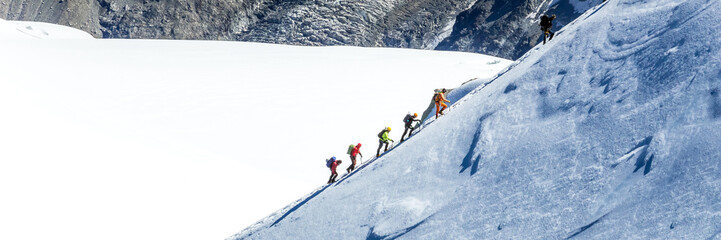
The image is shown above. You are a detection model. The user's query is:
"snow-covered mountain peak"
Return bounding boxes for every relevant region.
[230,0,721,239]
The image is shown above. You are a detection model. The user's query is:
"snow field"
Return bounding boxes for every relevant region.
[0,19,512,240]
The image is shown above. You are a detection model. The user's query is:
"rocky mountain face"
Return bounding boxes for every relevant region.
[0,0,602,59]
[435,0,545,60]
[0,0,102,36]
[232,0,474,49]
[435,0,605,59]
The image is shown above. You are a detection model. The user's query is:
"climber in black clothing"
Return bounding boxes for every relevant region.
[540,14,556,44]
[400,113,421,142]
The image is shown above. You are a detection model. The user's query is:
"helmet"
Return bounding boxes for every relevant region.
[357,143,362,147]
[386,127,391,131]
[331,156,336,161]
[413,113,418,117]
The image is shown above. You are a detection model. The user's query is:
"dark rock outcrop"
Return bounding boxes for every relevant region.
[0,0,603,60]
[435,0,604,59]
[0,0,102,36]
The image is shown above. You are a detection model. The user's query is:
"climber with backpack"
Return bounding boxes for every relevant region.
[376,127,394,157]
[400,113,421,142]
[434,88,451,118]
[346,143,363,173]
[326,157,343,184]
[540,14,556,44]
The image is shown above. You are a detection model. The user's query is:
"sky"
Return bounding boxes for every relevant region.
[0,19,512,240]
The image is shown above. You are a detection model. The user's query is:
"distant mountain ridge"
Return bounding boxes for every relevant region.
[0,0,603,59]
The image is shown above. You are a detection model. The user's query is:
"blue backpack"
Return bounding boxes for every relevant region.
[326,156,336,168]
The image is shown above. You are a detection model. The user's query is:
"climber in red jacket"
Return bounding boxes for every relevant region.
[328,159,343,184]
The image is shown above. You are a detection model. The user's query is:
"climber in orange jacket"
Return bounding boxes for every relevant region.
[434,88,451,118]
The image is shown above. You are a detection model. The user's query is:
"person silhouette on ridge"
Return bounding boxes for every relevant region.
[540,14,556,44]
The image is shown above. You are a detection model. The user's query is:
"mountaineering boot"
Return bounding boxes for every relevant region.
[549,32,555,41]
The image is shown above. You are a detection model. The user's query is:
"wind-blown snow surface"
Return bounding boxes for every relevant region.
[0,19,511,240]
[231,0,721,239]
[0,18,94,39]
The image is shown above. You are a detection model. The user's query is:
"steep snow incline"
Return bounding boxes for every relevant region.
[230,0,721,239]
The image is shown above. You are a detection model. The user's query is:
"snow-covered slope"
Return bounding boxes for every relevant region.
[0,18,93,39]
[230,0,721,239]
[0,19,511,240]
